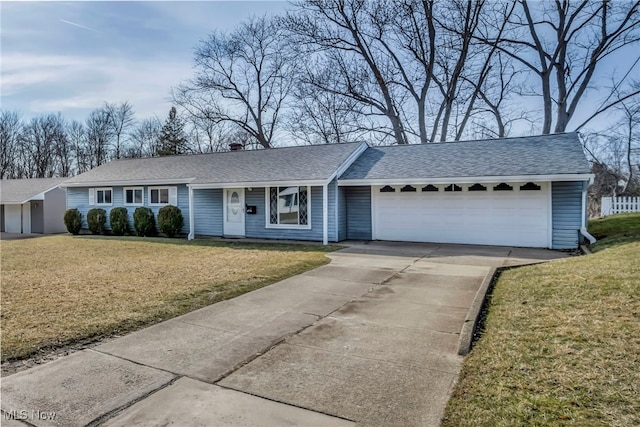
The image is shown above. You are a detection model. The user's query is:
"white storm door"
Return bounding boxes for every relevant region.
[223,188,245,236]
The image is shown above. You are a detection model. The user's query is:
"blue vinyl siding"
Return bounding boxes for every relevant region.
[193,189,223,236]
[244,186,327,241]
[66,185,190,234]
[345,186,372,240]
[552,181,585,249]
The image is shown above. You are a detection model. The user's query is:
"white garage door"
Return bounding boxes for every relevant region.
[4,204,23,233]
[372,183,550,247]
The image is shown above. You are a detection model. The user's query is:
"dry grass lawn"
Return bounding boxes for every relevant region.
[443,214,640,426]
[1,235,334,362]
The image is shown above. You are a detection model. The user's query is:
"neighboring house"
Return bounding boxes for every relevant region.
[61,132,594,249]
[0,178,67,234]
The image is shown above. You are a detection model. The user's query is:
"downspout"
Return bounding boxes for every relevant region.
[322,183,328,245]
[580,180,596,244]
[188,186,195,240]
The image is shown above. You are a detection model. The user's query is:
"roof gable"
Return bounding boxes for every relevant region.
[339,133,591,181]
[0,178,66,204]
[63,142,367,187]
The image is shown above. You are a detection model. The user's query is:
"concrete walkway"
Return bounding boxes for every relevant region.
[1,242,567,426]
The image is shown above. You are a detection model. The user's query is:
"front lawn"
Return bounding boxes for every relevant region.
[443,214,640,426]
[1,236,335,362]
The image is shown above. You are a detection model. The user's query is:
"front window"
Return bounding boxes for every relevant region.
[268,186,309,227]
[124,187,143,205]
[96,188,112,205]
[150,188,169,205]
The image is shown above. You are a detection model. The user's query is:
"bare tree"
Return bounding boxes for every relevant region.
[174,16,296,149]
[67,121,89,174]
[489,0,640,134]
[288,63,366,145]
[287,0,517,144]
[610,83,640,194]
[54,120,73,177]
[128,117,162,158]
[105,101,135,159]
[0,111,22,179]
[19,114,66,178]
[85,108,114,167]
[287,0,410,144]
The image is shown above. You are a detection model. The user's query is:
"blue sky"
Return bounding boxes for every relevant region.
[1,1,289,122]
[1,1,637,135]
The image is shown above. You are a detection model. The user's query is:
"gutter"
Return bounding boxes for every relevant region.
[580,178,596,244]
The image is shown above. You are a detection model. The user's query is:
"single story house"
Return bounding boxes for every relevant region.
[61,132,594,249]
[0,178,67,234]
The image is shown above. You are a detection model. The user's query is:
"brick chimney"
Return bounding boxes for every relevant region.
[229,142,243,151]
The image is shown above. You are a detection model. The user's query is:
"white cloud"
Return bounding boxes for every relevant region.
[2,53,194,120]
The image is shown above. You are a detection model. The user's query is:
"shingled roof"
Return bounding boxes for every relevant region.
[63,142,366,187]
[0,178,66,204]
[339,132,591,181]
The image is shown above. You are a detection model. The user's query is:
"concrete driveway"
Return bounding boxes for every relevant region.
[1,242,567,427]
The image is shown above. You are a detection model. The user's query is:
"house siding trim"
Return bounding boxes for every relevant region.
[344,186,372,240]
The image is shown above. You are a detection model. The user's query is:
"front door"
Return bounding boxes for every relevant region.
[223,188,245,236]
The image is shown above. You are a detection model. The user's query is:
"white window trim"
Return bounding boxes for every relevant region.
[265,186,312,230]
[94,187,113,206]
[148,186,177,206]
[124,187,144,206]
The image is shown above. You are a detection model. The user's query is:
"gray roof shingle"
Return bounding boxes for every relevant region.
[0,178,66,204]
[340,132,591,181]
[63,142,366,186]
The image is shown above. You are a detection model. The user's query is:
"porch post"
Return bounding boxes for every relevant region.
[188,186,195,240]
[322,184,328,245]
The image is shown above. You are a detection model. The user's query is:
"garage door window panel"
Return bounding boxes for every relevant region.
[493,183,513,191]
[422,185,439,192]
[400,185,416,192]
[380,185,395,193]
[444,184,462,192]
[520,182,541,191]
[468,183,487,192]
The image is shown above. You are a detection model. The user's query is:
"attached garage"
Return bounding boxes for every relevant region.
[338,133,595,249]
[0,178,67,234]
[371,182,550,247]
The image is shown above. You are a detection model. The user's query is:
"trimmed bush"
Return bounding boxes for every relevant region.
[133,207,156,237]
[109,207,130,236]
[63,209,82,235]
[87,208,107,234]
[158,205,184,237]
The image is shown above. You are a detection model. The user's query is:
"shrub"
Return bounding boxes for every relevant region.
[133,207,156,237]
[158,205,184,237]
[109,207,130,236]
[87,208,107,234]
[63,209,82,235]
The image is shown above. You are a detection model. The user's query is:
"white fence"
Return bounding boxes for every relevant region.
[601,196,640,216]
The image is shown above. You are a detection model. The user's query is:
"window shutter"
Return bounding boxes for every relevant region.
[88,188,95,205]
[169,187,178,206]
